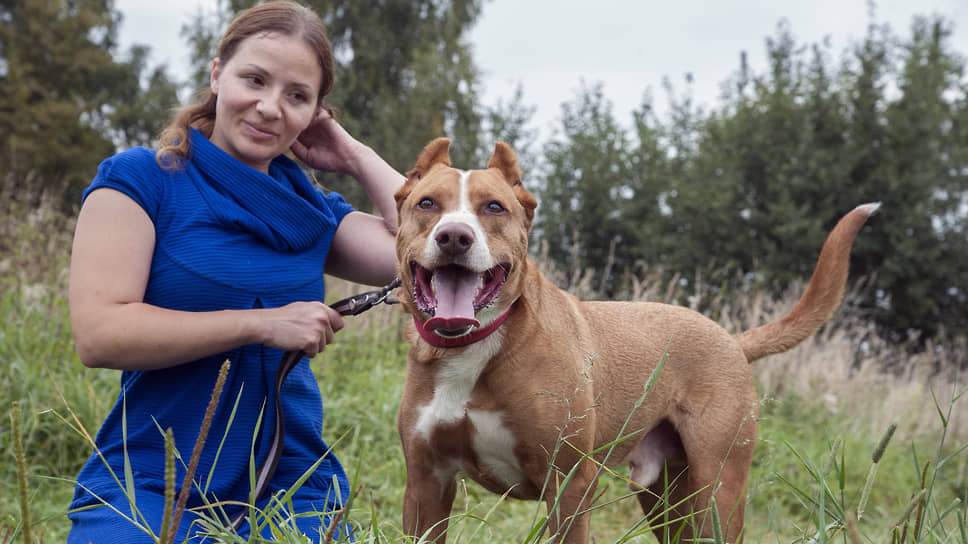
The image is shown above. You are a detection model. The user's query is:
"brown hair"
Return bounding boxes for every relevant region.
[156,1,335,169]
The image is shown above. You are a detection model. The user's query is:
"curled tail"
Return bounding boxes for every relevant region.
[734,203,880,363]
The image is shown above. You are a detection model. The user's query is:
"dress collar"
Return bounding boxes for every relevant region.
[187,129,341,251]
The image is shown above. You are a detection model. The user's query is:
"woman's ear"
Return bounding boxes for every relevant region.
[210,58,222,95]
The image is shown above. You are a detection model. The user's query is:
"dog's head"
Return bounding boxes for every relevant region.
[394,138,537,340]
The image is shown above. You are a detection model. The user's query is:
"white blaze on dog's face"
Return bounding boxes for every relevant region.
[395,138,536,339]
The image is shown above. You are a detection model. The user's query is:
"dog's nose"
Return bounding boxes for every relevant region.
[435,223,475,255]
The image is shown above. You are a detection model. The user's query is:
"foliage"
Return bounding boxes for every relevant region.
[318,0,486,186]
[4,1,968,340]
[534,16,968,342]
[537,82,640,292]
[0,0,116,202]
[0,0,180,205]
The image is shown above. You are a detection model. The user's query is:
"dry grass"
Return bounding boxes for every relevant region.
[0,172,76,300]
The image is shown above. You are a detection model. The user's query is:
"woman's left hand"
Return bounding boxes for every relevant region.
[290,109,364,176]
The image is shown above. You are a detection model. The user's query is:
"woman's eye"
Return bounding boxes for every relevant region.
[484,201,506,214]
[417,197,436,210]
[244,75,264,86]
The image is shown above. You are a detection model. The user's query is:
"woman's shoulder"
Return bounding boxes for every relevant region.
[97,147,167,180]
[85,147,179,216]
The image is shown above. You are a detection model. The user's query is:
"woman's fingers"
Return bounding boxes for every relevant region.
[265,301,344,356]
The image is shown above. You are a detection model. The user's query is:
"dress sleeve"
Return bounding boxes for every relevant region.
[81,147,166,221]
[317,188,356,225]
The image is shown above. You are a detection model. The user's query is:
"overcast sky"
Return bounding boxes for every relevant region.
[114,0,968,139]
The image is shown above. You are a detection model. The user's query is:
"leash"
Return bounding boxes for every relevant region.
[228,278,400,532]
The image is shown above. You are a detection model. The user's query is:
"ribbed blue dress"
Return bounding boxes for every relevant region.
[67,129,356,543]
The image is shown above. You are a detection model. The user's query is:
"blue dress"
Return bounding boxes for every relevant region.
[67,129,356,543]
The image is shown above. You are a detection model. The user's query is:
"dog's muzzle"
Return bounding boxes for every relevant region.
[411,261,507,336]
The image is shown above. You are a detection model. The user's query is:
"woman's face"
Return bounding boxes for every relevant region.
[209,32,322,173]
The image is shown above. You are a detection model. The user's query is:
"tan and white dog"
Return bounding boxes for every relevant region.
[393,137,877,543]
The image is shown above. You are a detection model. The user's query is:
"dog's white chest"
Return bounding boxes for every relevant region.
[466,409,525,487]
[414,343,526,489]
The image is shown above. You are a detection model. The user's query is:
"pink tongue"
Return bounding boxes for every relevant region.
[424,266,480,332]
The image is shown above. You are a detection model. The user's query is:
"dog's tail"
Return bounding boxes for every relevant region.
[734,203,880,363]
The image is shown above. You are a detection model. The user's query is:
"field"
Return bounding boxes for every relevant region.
[1,192,966,543]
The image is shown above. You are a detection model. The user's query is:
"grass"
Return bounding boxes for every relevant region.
[2,196,967,542]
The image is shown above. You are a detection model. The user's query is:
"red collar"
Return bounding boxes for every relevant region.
[414,306,512,348]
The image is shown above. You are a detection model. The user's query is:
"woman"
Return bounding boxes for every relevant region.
[66,2,402,542]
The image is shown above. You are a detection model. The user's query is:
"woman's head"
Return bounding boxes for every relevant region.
[216,1,334,103]
[158,1,335,169]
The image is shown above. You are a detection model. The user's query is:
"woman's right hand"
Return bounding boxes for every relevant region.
[257,301,345,356]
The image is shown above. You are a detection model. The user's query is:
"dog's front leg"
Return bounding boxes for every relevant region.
[402,459,457,543]
[541,459,598,544]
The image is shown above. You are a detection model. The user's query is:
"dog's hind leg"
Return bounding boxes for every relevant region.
[679,412,757,543]
[629,418,753,543]
[627,421,691,542]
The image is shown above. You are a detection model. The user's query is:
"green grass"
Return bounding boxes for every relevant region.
[2,203,968,543]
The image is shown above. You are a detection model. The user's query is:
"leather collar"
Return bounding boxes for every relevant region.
[414,305,512,348]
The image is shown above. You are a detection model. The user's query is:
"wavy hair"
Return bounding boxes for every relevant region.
[156,1,335,169]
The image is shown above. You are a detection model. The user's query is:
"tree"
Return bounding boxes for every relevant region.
[480,84,538,182]
[317,0,485,207]
[874,16,968,338]
[0,0,119,201]
[89,44,182,151]
[537,83,638,294]
[0,0,181,203]
[528,15,968,343]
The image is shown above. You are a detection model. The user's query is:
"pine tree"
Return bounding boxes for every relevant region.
[538,83,637,293]
[0,0,180,203]
[316,0,485,206]
[0,0,119,200]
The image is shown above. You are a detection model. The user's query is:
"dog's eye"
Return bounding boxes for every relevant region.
[484,201,506,215]
[417,197,436,210]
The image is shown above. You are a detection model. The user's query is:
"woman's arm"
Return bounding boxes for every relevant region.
[291,112,404,285]
[69,188,345,370]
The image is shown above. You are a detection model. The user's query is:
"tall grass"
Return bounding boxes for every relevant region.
[2,196,967,542]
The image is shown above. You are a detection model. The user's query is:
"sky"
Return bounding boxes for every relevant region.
[114,0,968,139]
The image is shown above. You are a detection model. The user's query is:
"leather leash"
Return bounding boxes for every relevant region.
[228,278,400,531]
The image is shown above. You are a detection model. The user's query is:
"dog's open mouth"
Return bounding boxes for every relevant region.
[412,262,507,337]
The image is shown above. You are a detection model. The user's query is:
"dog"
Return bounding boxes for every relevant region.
[393,137,877,543]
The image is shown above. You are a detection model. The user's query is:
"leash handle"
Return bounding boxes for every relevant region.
[229,278,400,531]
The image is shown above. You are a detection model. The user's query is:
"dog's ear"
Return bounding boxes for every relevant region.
[396,138,453,215]
[408,137,451,180]
[488,141,537,228]
[487,142,521,185]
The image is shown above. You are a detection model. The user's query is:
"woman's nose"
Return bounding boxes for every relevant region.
[256,93,282,120]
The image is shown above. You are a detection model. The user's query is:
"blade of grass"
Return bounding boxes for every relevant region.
[157,428,175,544]
[167,359,230,539]
[11,403,33,544]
